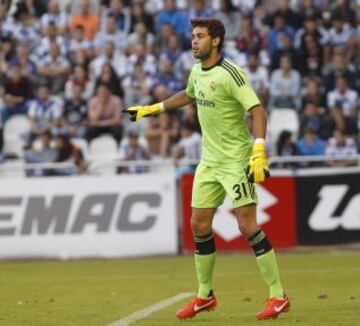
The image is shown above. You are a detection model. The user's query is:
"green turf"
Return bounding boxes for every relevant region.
[0,252,359,326]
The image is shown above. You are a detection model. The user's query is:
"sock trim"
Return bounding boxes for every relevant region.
[194,232,215,255]
[247,229,273,257]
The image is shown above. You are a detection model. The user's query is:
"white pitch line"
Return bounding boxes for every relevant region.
[108,292,194,326]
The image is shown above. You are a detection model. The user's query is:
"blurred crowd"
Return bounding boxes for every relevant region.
[0,0,360,175]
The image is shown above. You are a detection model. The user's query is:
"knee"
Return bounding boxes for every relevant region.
[238,218,257,239]
[191,215,211,236]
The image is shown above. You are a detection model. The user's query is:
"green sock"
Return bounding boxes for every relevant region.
[194,232,216,298]
[248,229,284,299]
[195,252,216,298]
[256,249,284,299]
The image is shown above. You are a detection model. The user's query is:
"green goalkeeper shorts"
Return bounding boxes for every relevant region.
[191,163,258,209]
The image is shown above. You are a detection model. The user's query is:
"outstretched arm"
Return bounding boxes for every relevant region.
[123,90,194,121]
[163,90,194,110]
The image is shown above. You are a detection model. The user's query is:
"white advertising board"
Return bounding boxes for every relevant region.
[0,173,177,259]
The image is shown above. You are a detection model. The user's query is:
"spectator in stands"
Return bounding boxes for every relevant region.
[144,111,180,158]
[275,130,298,168]
[24,129,58,177]
[9,44,37,83]
[214,0,241,40]
[297,126,325,166]
[37,21,68,59]
[40,0,68,35]
[294,13,329,54]
[244,52,269,105]
[328,11,357,61]
[126,42,157,76]
[12,11,39,51]
[144,115,161,157]
[172,121,201,178]
[70,0,100,40]
[0,36,14,80]
[300,34,323,79]
[61,84,88,138]
[301,77,326,112]
[65,65,93,100]
[174,46,197,80]
[325,128,358,167]
[154,57,183,95]
[327,75,359,118]
[321,105,359,140]
[94,63,124,99]
[89,41,127,78]
[27,84,63,142]
[330,0,357,27]
[3,63,32,118]
[299,101,325,137]
[53,133,87,175]
[184,0,213,40]
[324,53,357,92]
[38,42,71,94]
[68,25,94,62]
[236,16,266,54]
[270,33,299,71]
[94,13,127,53]
[121,61,153,107]
[159,33,183,64]
[155,22,175,52]
[102,0,131,35]
[155,0,186,40]
[118,129,150,174]
[1,0,360,175]
[264,0,302,30]
[130,1,154,33]
[267,14,296,55]
[269,55,301,109]
[126,22,155,51]
[86,82,123,144]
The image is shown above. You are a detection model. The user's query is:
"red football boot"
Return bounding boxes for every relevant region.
[176,291,217,320]
[256,294,290,320]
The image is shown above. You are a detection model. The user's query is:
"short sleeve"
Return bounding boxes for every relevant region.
[185,68,196,99]
[226,66,260,111]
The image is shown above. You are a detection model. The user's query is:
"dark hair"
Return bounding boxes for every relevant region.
[276,130,293,155]
[56,134,73,162]
[191,18,225,51]
[181,121,195,132]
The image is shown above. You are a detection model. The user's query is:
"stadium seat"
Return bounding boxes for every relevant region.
[88,134,118,175]
[3,115,31,158]
[268,108,299,154]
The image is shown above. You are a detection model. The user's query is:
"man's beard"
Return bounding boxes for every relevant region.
[194,48,212,61]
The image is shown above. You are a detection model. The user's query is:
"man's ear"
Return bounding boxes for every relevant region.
[212,36,220,48]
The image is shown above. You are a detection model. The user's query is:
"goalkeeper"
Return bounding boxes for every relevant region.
[123,18,290,321]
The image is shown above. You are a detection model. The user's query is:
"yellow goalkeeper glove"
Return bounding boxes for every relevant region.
[245,142,270,183]
[123,103,164,121]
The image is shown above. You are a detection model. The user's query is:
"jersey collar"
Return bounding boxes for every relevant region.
[201,57,224,71]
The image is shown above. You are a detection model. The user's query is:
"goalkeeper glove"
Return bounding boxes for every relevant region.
[245,141,270,183]
[123,103,165,121]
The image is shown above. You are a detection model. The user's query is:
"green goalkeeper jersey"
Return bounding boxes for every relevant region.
[185,57,260,167]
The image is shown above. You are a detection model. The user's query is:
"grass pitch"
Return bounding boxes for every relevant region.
[0,251,359,326]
